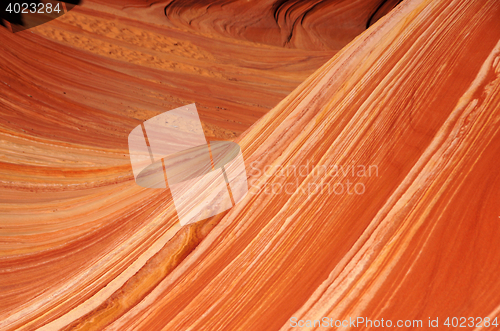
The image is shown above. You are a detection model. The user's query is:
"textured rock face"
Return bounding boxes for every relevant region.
[1,0,500,330]
[162,0,402,50]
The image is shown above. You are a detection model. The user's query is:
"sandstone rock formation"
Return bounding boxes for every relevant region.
[1,0,499,330]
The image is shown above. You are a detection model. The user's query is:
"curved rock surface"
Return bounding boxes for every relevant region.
[161,0,401,50]
[1,0,500,330]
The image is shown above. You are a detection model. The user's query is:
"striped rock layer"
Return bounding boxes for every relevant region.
[1,0,500,330]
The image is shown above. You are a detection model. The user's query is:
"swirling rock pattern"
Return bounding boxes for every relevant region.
[1,0,500,330]
[162,0,402,50]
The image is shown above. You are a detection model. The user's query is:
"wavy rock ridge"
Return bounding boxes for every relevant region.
[0,0,380,329]
[1,0,500,330]
[162,0,402,50]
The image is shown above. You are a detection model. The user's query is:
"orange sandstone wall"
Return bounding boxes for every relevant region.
[1,0,500,330]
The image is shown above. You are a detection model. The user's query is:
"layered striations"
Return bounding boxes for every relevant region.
[1,0,500,330]
[162,0,402,50]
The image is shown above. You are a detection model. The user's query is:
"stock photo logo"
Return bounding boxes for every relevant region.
[128,104,248,226]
